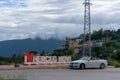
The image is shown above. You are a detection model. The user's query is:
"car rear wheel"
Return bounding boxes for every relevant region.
[100,63,105,69]
[79,63,85,69]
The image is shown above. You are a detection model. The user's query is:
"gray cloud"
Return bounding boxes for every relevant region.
[0,0,119,41]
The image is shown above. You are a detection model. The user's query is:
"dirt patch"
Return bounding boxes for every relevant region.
[0,64,69,70]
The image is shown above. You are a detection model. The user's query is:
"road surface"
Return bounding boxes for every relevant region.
[0,68,120,80]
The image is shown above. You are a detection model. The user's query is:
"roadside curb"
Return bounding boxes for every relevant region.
[0,65,116,70]
[0,64,69,70]
[107,66,115,68]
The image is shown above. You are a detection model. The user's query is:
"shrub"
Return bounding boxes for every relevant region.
[14,64,20,67]
[0,61,9,65]
[108,60,120,68]
[113,61,120,68]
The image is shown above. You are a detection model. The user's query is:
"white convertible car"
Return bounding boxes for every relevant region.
[69,57,107,69]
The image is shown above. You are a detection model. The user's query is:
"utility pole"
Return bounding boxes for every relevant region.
[83,0,91,57]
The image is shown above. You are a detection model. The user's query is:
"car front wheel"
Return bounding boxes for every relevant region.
[79,63,85,69]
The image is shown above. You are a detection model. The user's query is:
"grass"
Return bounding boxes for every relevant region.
[0,74,26,80]
[0,77,26,80]
[108,60,120,68]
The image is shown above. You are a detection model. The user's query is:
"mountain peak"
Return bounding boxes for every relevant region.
[0,38,65,57]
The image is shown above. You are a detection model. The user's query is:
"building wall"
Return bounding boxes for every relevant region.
[66,39,80,48]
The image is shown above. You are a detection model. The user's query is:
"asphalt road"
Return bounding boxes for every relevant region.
[0,68,120,80]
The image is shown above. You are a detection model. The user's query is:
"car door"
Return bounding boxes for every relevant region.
[86,59,98,68]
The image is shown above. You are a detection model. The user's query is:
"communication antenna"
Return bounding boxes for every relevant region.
[83,0,91,57]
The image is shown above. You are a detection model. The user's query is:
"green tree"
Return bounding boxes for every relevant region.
[11,54,17,63]
[92,46,105,58]
[63,48,74,56]
[16,54,24,64]
[51,50,61,56]
[40,51,46,56]
[29,51,38,55]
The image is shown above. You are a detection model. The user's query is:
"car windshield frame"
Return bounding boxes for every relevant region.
[80,57,90,60]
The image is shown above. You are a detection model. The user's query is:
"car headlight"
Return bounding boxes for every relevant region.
[70,63,73,64]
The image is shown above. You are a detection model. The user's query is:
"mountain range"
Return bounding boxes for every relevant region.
[0,38,65,57]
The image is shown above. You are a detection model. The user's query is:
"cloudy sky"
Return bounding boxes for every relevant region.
[0,0,119,41]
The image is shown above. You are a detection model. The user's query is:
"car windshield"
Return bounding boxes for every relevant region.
[80,57,90,60]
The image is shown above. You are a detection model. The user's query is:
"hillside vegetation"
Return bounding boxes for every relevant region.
[91,29,120,67]
[0,29,120,67]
